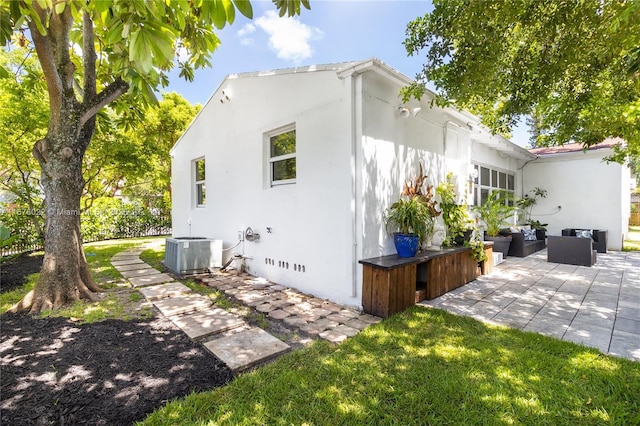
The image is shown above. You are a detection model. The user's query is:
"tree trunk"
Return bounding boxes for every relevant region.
[9,6,127,313]
[10,121,103,313]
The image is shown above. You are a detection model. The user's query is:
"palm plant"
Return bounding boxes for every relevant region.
[517,187,548,229]
[473,190,517,237]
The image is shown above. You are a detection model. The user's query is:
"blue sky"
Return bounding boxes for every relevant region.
[164,0,531,146]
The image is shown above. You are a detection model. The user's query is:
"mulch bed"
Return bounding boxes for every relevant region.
[0,256,235,425]
[0,252,44,292]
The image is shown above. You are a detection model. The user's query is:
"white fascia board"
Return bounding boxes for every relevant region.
[231,61,359,79]
[534,147,615,162]
[336,58,437,101]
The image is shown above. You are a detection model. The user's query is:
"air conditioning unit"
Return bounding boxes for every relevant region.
[164,237,223,275]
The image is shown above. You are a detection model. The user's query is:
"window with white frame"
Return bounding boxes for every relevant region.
[471,164,515,206]
[194,158,206,206]
[268,126,296,186]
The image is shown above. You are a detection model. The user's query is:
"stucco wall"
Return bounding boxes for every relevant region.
[523,151,627,250]
[358,72,449,260]
[171,70,358,306]
[356,72,524,260]
[172,64,532,309]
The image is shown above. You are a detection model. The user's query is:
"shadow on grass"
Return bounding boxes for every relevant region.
[140,307,640,425]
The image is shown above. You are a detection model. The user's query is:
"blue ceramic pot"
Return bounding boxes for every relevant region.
[394,233,419,257]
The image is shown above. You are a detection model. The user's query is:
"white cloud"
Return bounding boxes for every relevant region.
[237,23,256,46]
[237,23,256,38]
[255,11,323,63]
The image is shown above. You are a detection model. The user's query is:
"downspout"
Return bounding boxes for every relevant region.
[518,156,538,198]
[443,121,450,156]
[442,121,461,156]
[348,73,360,298]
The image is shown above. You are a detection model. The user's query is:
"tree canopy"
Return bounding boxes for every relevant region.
[403,0,639,161]
[1,0,309,313]
[1,46,199,255]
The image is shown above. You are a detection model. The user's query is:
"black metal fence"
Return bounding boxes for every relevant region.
[1,214,171,258]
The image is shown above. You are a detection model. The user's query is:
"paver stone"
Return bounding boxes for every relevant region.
[203,327,289,371]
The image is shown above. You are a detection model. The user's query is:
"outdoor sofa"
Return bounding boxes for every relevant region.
[499,228,546,257]
[509,229,546,257]
[561,228,607,253]
[547,235,597,267]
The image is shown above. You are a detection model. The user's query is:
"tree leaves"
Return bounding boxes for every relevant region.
[128,23,176,74]
[404,0,639,161]
[233,0,253,20]
[273,0,311,18]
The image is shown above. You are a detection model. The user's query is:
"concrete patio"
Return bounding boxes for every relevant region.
[418,249,640,362]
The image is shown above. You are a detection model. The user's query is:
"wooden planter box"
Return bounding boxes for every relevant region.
[359,244,492,318]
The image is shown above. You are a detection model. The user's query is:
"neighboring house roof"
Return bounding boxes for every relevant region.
[528,138,624,156]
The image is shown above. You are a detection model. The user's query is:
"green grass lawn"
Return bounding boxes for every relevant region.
[624,226,640,251]
[0,236,165,321]
[5,236,640,424]
[140,306,640,426]
[140,244,166,270]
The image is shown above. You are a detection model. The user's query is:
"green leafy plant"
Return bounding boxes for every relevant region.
[466,228,488,263]
[385,196,433,245]
[437,172,472,246]
[517,187,548,225]
[473,190,517,237]
[525,219,548,231]
[386,164,441,246]
[0,224,17,251]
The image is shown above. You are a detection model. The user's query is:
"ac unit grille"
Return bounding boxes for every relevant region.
[164,237,223,275]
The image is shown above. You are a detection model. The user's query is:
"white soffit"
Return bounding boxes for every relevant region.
[471,132,536,161]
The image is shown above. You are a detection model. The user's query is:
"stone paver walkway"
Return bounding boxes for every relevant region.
[419,249,640,362]
[111,247,381,372]
[113,245,638,368]
[198,275,381,342]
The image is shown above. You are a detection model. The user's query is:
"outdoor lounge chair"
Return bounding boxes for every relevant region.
[547,235,597,267]
[561,228,607,253]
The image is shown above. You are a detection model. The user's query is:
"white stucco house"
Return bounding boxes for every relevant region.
[170,58,630,308]
[526,140,630,249]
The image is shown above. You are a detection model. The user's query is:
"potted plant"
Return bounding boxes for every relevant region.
[385,164,440,257]
[436,172,472,246]
[472,190,517,258]
[385,196,431,257]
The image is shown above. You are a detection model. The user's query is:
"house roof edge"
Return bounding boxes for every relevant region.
[528,138,625,157]
[170,76,231,155]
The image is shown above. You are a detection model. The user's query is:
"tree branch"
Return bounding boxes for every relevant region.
[78,79,129,129]
[28,15,63,124]
[49,5,75,95]
[10,145,27,182]
[82,10,97,101]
